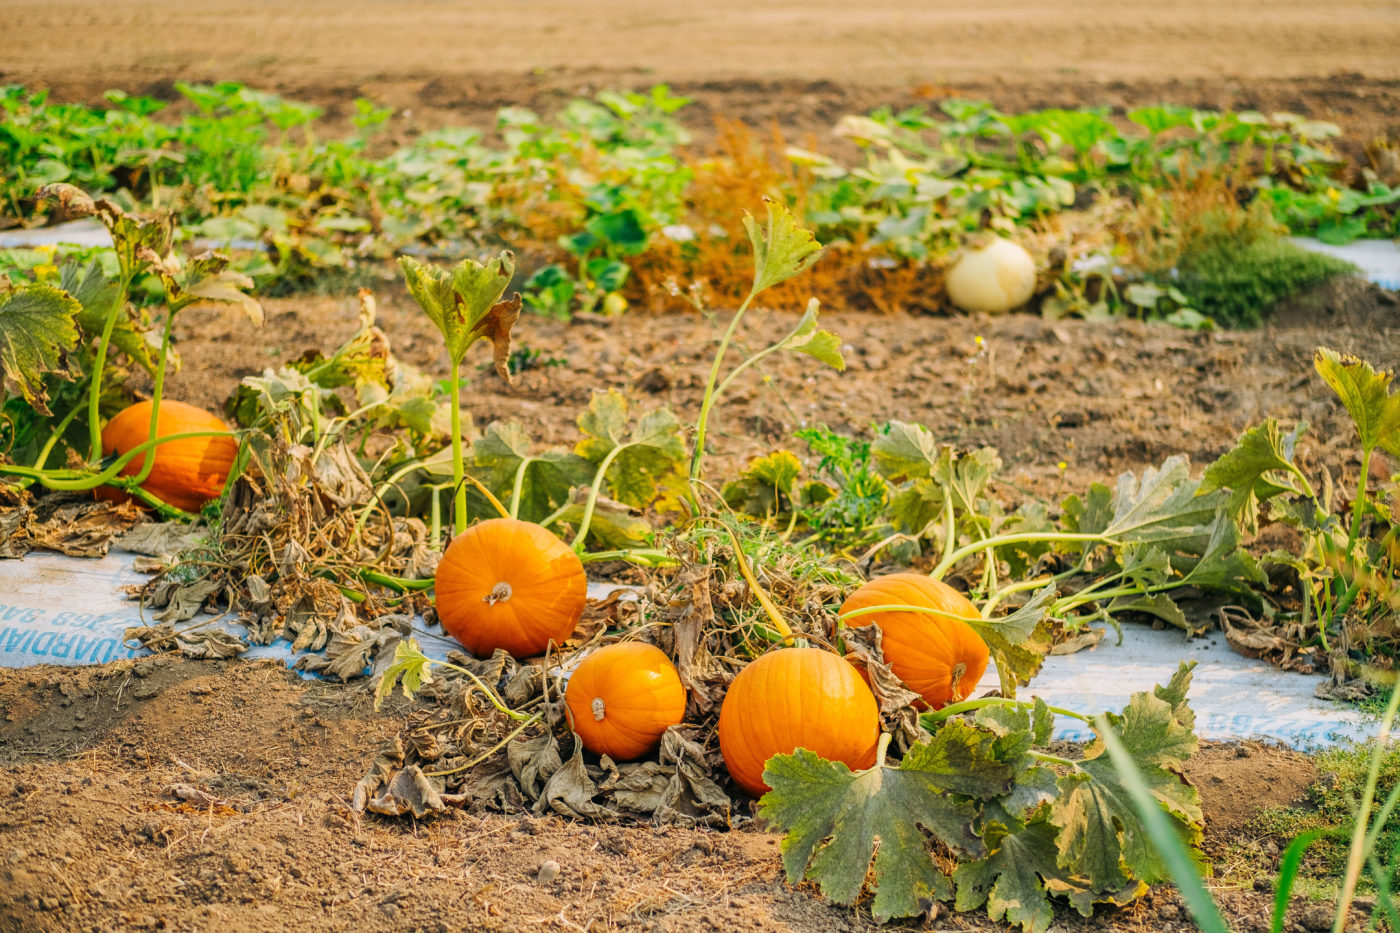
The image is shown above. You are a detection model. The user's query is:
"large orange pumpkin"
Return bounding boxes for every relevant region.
[717,647,880,797]
[99,399,238,513]
[435,518,587,659]
[565,642,686,761]
[838,573,989,710]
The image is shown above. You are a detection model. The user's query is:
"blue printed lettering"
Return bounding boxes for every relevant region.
[29,632,56,657]
[49,633,74,659]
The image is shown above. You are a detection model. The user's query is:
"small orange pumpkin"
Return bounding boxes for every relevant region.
[435,518,587,659]
[838,573,989,710]
[565,642,686,761]
[98,399,238,513]
[717,647,880,797]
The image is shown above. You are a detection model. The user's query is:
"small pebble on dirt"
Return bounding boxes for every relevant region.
[535,860,560,884]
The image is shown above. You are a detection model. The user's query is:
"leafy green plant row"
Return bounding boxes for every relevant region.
[3,83,1394,320]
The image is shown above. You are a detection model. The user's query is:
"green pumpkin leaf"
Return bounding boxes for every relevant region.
[552,498,652,549]
[473,421,592,523]
[1198,419,1307,533]
[871,421,941,481]
[0,285,81,415]
[743,199,822,295]
[1068,456,1225,556]
[760,728,1006,922]
[1314,347,1400,458]
[1177,512,1267,598]
[1105,591,1190,632]
[575,389,686,510]
[722,450,803,517]
[399,252,518,368]
[1050,662,1203,889]
[964,585,1056,696]
[61,260,164,376]
[778,298,844,370]
[373,637,435,710]
[952,817,1060,932]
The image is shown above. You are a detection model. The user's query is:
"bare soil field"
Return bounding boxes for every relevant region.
[3,2,1400,930]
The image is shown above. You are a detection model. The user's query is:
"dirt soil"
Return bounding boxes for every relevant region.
[0,659,1327,933]
[164,277,1399,500]
[4,3,1400,930]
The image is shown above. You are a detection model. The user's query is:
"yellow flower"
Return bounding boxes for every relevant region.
[1326,187,1341,204]
[1057,460,1068,471]
[35,244,56,259]
[974,335,985,348]
[33,263,59,281]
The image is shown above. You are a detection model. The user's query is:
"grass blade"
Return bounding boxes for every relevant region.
[1096,714,1230,933]
[1272,830,1323,933]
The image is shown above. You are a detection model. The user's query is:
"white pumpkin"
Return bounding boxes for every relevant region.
[945,238,1037,314]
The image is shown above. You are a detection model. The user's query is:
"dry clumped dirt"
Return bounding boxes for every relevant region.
[0,659,1325,933]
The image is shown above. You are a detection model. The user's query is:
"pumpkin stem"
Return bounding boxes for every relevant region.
[591,697,606,721]
[484,581,513,606]
[950,661,968,698]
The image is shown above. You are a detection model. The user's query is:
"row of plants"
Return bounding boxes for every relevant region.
[2,83,1387,325]
[0,188,1396,928]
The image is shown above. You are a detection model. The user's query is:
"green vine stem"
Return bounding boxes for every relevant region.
[0,429,234,491]
[837,601,994,627]
[509,455,538,520]
[131,311,179,485]
[689,290,757,493]
[578,548,676,567]
[931,531,1113,581]
[1346,447,1374,562]
[1028,750,1082,770]
[357,569,434,593]
[448,358,466,536]
[20,396,87,488]
[84,271,133,462]
[570,443,630,552]
[920,695,1094,727]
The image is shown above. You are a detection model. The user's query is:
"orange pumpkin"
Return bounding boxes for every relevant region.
[565,642,687,761]
[99,399,238,513]
[838,573,989,710]
[435,518,587,659]
[717,647,880,797]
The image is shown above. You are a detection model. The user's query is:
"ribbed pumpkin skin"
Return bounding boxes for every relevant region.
[99,400,237,512]
[566,643,687,761]
[435,518,587,659]
[717,647,880,797]
[839,573,990,710]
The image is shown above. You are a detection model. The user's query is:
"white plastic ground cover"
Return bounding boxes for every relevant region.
[1291,236,1400,291]
[3,222,1397,290]
[0,550,1373,748]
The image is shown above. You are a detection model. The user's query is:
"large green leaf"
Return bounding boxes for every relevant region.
[61,260,162,376]
[722,449,803,517]
[743,199,822,295]
[0,285,81,415]
[575,389,686,509]
[472,421,592,523]
[963,585,1056,695]
[1314,347,1400,458]
[761,726,1008,921]
[1050,662,1202,889]
[1064,456,1224,555]
[1198,419,1307,532]
[399,253,517,367]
